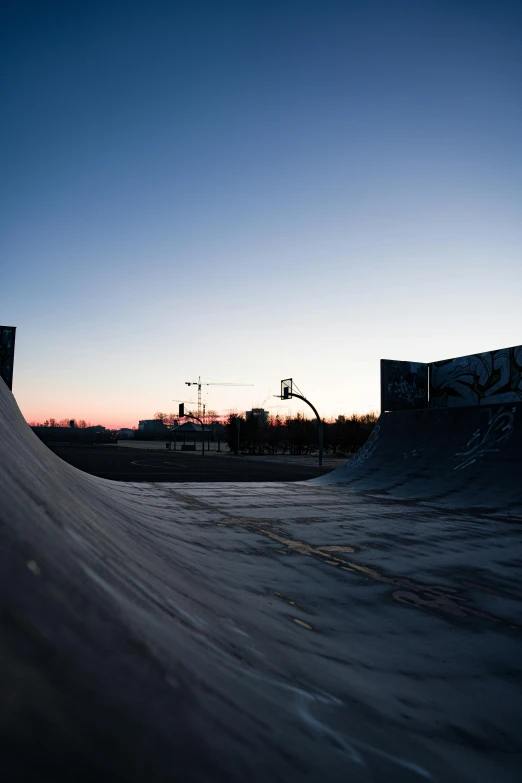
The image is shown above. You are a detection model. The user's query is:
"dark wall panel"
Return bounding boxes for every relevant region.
[380,359,429,412]
[0,326,16,390]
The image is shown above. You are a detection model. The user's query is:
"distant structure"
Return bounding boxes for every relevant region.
[246,408,269,426]
[118,428,135,439]
[138,419,168,433]
[0,326,16,391]
[174,421,211,440]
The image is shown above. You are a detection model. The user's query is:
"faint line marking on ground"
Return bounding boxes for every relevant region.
[291,617,314,630]
[239,669,434,780]
[216,516,521,628]
[131,459,189,469]
[273,591,311,614]
[152,485,520,628]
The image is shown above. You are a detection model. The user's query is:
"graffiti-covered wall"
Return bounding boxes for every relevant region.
[380,360,429,411]
[381,345,522,411]
[429,345,522,408]
[0,326,16,391]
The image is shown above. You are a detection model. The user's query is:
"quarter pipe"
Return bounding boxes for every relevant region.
[1,379,521,782]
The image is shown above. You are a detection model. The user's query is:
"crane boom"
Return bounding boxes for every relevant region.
[184,377,253,416]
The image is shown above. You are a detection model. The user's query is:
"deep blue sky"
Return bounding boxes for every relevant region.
[2,0,521,425]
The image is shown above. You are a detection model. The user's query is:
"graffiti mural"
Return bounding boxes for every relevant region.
[430,345,522,408]
[380,360,429,412]
[452,406,516,471]
[346,424,381,470]
[0,326,16,391]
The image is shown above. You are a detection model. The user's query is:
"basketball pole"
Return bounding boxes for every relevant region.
[280,380,323,467]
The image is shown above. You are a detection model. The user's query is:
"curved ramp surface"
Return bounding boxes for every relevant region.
[314,403,522,515]
[1,380,522,782]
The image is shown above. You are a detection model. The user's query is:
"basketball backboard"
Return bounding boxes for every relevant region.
[280,378,293,399]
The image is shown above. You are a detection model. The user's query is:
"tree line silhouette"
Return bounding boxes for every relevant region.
[28,410,378,454]
[29,418,96,428]
[225,412,377,456]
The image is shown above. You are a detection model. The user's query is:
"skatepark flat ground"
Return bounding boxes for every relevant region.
[2,380,522,782]
[45,443,335,481]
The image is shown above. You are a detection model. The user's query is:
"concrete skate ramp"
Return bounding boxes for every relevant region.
[1,379,522,782]
[314,403,522,515]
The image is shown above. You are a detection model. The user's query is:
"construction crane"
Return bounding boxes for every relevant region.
[185,377,253,418]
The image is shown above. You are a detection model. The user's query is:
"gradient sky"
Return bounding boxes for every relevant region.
[2,0,521,427]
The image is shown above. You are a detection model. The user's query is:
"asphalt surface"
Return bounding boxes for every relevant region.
[3,382,522,783]
[46,443,334,482]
